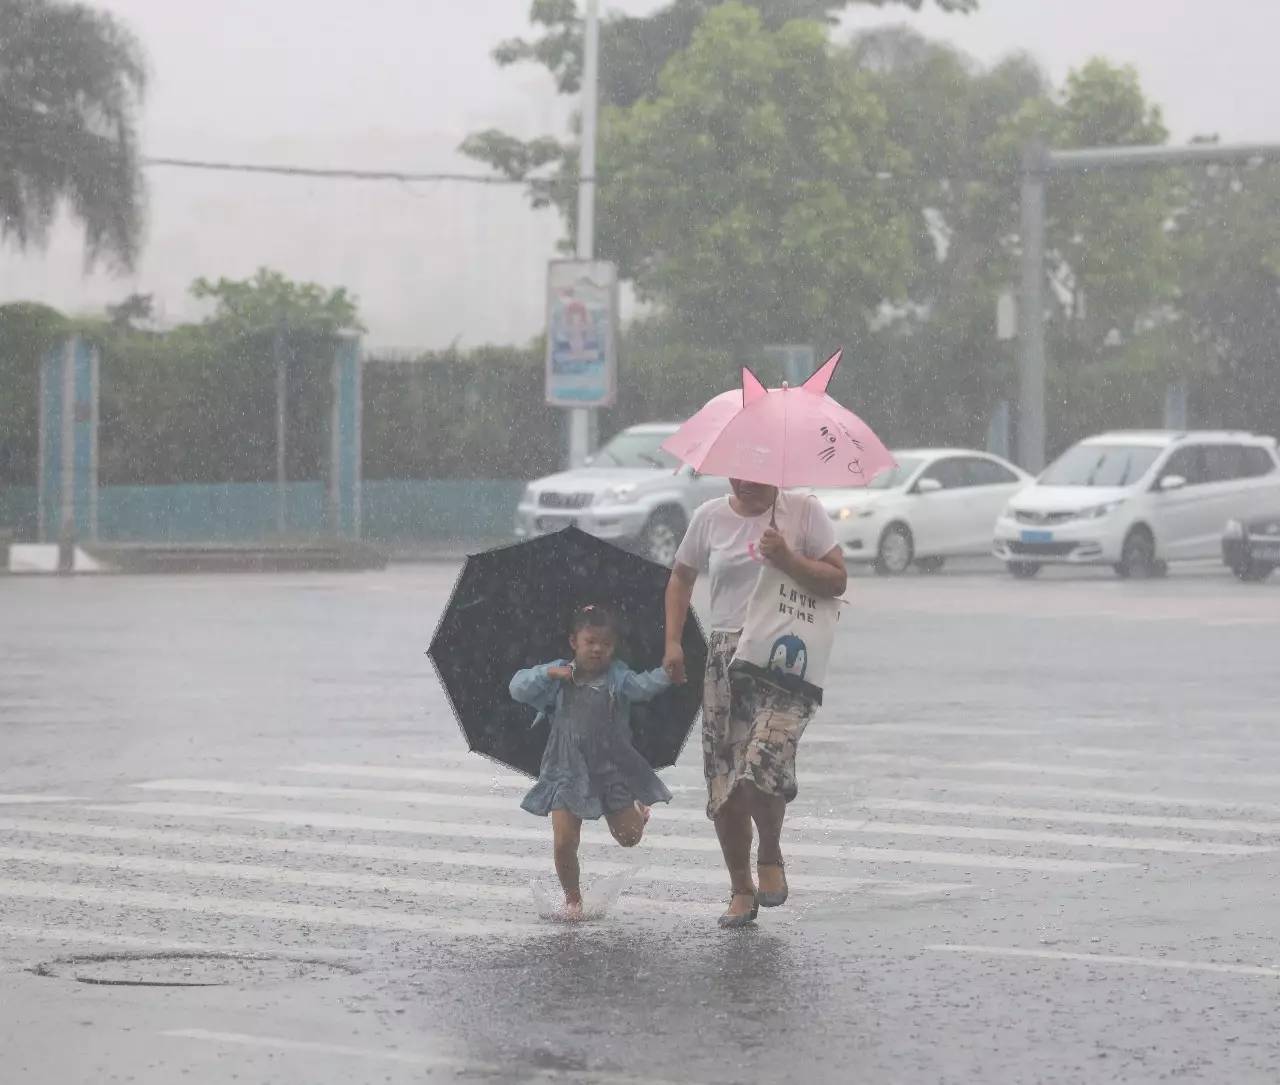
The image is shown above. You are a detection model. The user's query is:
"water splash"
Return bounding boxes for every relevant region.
[530,868,638,922]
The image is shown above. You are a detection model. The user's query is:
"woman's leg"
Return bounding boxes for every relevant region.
[748,786,787,898]
[714,784,757,916]
[551,809,583,905]
[605,804,646,847]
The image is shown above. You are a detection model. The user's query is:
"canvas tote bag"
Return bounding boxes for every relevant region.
[729,564,841,704]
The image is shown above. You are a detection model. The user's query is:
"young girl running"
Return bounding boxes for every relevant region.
[510,604,673,918]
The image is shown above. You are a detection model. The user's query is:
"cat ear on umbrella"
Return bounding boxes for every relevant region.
[801,349,843,395]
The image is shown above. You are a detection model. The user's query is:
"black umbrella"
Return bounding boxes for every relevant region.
[429,527,707,778]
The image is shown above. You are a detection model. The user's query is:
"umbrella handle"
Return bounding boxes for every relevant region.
[770,492,778,530]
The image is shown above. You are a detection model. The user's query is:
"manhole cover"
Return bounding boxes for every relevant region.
[31,951,358,988]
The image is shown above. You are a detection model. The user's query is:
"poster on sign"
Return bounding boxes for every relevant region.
[545,260,618,408]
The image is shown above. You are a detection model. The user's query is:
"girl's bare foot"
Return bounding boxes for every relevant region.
[561,893,584,921]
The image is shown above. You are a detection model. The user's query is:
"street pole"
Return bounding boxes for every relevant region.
[1017,139,1280,473]
[274,321,287,536]
[568,0,600,469]
[1017,142,1048,473]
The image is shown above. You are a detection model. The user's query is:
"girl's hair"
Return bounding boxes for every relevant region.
[570,603,619,636]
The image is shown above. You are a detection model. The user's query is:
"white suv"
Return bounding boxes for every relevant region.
[993,431,1280,578]
[514,423,728,565]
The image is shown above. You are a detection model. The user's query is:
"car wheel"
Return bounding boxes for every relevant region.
[641,509,686,567]
[916,556,946,574]
[1007,561,1042,580]
[875,524,914,576]
[1116,527,1159,579]
[1234,561,1275,583]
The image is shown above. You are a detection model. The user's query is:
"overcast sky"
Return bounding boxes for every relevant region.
[3,0,1276,350]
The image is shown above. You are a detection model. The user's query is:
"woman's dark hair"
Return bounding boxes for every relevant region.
[570,603,619,636]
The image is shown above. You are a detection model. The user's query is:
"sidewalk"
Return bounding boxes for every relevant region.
[384,538,510,562]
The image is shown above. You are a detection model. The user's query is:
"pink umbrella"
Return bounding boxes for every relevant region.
[661,350,895,488]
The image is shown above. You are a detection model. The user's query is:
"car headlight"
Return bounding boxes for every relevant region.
[829,506,875,522]
[596,483,640,506]
[1224,519,1245,539]
[1080,500,1125,520]
[521,485,537,505]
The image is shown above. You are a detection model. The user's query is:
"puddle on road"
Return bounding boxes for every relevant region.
[30,951,359,988]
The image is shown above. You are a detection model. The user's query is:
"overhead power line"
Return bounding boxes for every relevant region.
[142,156,565,185]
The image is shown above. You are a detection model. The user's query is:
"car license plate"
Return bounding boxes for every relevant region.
[536,516,576,532]
[1021,530,1053,544]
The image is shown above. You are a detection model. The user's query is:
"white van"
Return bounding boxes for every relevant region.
[993,431,1280,578]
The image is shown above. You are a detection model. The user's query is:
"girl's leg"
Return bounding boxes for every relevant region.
[551,809,583,905]
[605,804,646,847]
[713,784,757,916]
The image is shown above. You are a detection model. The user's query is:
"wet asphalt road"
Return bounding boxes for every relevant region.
[2,561,1279,1084]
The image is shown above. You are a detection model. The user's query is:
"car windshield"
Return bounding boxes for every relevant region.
[1039,444,1162,487]
[593,430,680,469]
[866,457,924,489]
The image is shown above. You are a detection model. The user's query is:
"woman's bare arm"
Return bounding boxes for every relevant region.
[663,562,697,683]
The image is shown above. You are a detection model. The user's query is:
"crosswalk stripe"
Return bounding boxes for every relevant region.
[806,725,1035,741]
[293,764,1280,838]
[0,879,548,936]
[1065,745,1280,765]
[0,923,349,960]
[101,800,1134,873]
[957,760,1280,788]
[0,845,727,918]
[913,780,1280,816]
[0,794,86,805]
[929,944,1280,979]
[132,777,1258,855]
[861,799,1280,835]
[783,817,1268,855]
[162,1029,694,1085]
[0,818,956,895]
[287,762,705,793]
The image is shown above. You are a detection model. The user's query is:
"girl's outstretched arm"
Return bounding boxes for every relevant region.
[619,666,672,703]
[510,662,564,707]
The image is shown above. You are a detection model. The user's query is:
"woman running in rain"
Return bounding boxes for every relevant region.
[662,480,845,928]
[510,604,673,919]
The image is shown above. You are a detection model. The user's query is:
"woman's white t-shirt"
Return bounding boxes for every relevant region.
[674,491,839,632]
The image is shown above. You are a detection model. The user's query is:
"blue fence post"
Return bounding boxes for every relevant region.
[37,337,99,547]
[329,334,362,539]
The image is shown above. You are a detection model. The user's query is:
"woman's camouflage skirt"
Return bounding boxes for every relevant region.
[702,630,817,821]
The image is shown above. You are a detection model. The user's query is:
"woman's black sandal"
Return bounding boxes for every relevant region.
[718,892,759,929]
[756,860,788,908]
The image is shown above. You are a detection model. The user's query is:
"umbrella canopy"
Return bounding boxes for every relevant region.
[661,350,895,488]
[428,527,707,778]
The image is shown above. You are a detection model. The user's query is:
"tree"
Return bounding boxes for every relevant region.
[844,27,1050,445]
[594,4,915,354]
[105,292,154,330]
[190,268,363,339]
[845,40,1179,450]
[462,0,976,217]
[98,270,364,486]
[0,0,147,269]
[0,303,68,490]
[1172,158,1280,432]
